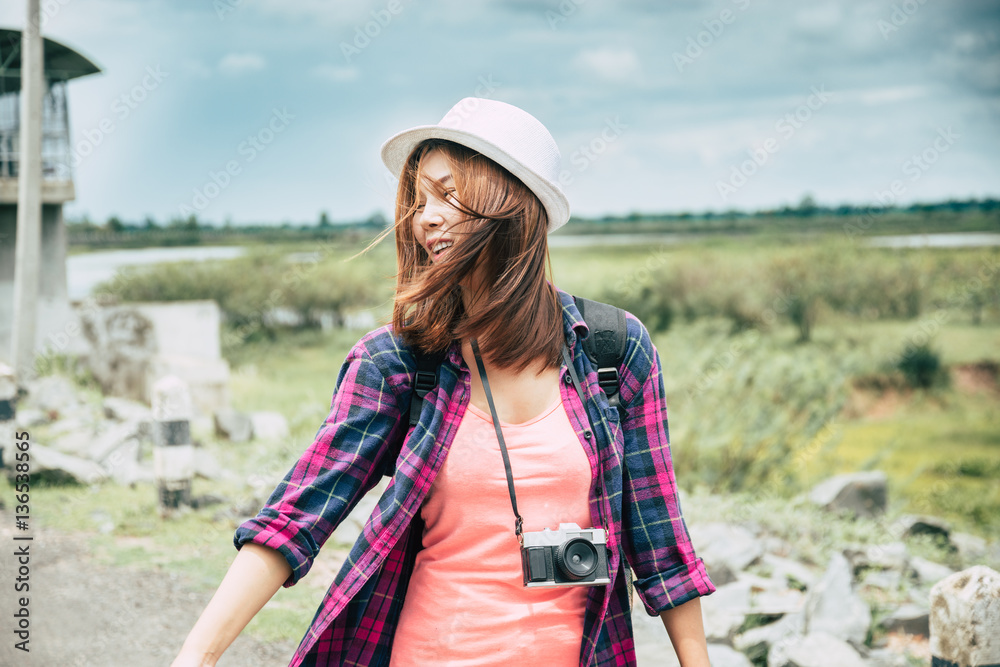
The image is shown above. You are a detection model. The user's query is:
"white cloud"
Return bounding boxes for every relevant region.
[218,52,266,75]
[573,47,641,83]
[311,63,360,83]
[849,85,930,106]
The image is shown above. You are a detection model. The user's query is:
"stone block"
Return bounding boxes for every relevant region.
[930,566,1000,666]
[809,471,888,518]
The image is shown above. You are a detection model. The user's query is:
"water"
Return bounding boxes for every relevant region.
[66,232,999,299]
[66,245,246,299]
[864,232,1000,248]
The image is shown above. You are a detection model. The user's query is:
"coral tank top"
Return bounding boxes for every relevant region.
[389,389,594,666]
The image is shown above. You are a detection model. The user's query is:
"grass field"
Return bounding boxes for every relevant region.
[8,231,998,645]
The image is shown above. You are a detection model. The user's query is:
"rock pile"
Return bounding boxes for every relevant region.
[629,472,1000,666]
[1,374,230,488]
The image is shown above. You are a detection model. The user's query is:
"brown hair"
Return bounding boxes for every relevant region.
[361,139,563,374]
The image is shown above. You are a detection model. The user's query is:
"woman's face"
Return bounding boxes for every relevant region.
[412,149,466,263]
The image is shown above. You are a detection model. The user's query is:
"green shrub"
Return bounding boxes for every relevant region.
[896,342,947,389]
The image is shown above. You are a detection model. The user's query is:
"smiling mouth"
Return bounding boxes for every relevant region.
[429,240,454,259]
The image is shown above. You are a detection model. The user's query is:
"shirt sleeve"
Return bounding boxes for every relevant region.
[619,318,715,615]
[232,339,406,587]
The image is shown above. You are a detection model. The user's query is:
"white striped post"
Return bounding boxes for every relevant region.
[930,565,1000,667]
[151,375,194,511]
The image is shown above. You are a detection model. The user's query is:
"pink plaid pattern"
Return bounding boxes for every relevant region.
[235,284,715,666]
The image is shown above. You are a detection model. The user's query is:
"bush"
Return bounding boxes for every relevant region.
[896,343,947,389]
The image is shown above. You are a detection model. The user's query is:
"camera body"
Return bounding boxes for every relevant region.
[520,523,610,588]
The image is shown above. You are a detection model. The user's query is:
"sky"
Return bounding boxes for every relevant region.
[1,0,998,226]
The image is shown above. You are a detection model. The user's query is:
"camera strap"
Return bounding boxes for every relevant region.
[469,338,610,545]
[470,338,524,542]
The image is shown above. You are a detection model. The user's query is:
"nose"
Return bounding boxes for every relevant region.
[418,197,451,230]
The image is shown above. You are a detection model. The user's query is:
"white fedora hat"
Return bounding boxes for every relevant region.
[380,97,571,233]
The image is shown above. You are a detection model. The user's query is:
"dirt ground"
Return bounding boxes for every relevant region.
[0,510,298,667]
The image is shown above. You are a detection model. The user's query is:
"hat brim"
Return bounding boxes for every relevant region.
[380,125,570,233]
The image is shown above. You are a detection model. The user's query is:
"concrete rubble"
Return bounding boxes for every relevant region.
[2,373,228,488]
[4,372,998,666]
[808,471,888,518]
[212,407,290,443]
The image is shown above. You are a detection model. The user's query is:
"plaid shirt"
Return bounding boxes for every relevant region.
[234,285,715,666]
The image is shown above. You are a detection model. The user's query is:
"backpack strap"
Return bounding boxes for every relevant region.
[408,348,447,428]
[401,294,630,459]
[573,295,629,416]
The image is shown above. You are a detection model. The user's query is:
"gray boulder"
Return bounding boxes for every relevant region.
[843,542,909,575]
[866,648,911,667]
[103,396,153,424]
[734,612,804,657]
[690,522,763,585]
[897,514,951,543]
[804,553,870,648]
[768,631,866,667]
[193,447,223,480]
[879,602,929,636]
[28,443,108,484]
[250,410,290,441]
[104,439,154,486]
[214,408,253,442]
[79,305,157,402]
[85,420,145,463]
[950,532,988,562]
[808,471,887,518]
[24,374,84,415]
[14,408,48,428]
[707,644,753,667]
[909,555,954,587]
[930,566,1000,666]
[760,553,819,590]
[701,580,752,643]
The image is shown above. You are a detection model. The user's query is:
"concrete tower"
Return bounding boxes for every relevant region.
[0,26,101,368]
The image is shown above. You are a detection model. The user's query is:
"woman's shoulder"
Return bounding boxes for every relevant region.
[340,323,418,395]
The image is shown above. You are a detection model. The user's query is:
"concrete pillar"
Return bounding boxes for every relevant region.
[152,375,195,512]
[0,363,16,471]
[0,204,76,366]
[10,0,44,379]
[930,565,1000,666]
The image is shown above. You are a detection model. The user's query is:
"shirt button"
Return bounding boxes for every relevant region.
[595,487,602,497]
[584,430,592,439]
[564,373,573,385]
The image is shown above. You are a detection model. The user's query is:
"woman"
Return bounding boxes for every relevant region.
[172,98,715,667]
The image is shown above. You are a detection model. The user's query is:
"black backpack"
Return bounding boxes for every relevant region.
[406,295,629,429]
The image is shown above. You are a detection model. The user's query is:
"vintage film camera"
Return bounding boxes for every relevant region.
[520,523,610,588]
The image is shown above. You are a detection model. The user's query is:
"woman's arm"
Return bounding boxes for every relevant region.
[172,543,292,667]
[659,598,711,667]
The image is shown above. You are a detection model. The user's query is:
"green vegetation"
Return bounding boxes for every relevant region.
[8,221,999,644]
[85,231,1000,534]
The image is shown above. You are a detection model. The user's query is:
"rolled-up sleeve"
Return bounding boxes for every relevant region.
[233,340,405,587]
[620,321,715,615]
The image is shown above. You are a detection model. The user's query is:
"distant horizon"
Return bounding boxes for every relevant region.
[63,195,1000,229]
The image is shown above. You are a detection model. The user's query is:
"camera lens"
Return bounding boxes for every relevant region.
[555,538,598,580]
